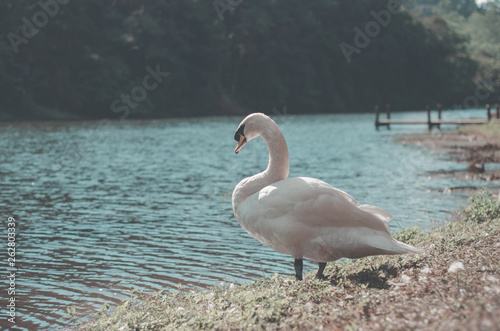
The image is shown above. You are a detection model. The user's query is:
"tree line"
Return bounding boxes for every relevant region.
[0,0,497,120]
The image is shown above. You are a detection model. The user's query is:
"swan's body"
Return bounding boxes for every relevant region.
[232,113,423,280]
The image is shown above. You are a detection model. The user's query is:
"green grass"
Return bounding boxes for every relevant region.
[458,121,500,142]
[463,190,500,223]
[77,192,500,330]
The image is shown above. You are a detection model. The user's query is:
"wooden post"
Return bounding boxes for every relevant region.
[375,105,380,130]
[496,103,499,120]
[386,104,391,130]
[426,105,432,130]
[486,104,491,121]
[437,103,442,129]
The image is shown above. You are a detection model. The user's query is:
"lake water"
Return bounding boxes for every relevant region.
[0,111,493,329]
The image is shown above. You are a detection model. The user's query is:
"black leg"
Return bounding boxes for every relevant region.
[315,262,327,280]
[294,259,303,280]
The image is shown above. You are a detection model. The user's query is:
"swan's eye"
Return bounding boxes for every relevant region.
[234,124,245,141]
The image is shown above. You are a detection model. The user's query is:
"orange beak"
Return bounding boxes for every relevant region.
[234,134,247,154]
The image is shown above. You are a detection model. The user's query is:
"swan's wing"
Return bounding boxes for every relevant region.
[237,177,391,233]
[235,177,419,260]
[358,204,394,222]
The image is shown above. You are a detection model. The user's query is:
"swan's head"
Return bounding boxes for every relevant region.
[233,113,273,154]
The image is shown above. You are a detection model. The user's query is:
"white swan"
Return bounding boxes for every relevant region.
[232,113,424,280]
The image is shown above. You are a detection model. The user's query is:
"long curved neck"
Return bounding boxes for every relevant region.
[233,121,289,209]
[261,123,289,183]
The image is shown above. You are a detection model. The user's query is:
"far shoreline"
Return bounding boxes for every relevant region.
[396,122,500,194]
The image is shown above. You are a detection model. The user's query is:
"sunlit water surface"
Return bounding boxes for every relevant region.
[0,112,493,329]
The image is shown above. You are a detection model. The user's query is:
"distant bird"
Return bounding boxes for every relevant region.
[232,113,424,280]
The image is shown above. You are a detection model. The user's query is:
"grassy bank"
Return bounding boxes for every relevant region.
[78,192,500,330]
[398,121,500,145]
[458,121,500,143]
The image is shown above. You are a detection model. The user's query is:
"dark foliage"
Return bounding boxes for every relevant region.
[0,0,483,120]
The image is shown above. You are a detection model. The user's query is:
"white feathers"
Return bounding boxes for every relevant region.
[232,113,423,264]
[358,204,394,223]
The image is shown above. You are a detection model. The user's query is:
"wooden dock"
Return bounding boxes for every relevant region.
[375,104,500,130]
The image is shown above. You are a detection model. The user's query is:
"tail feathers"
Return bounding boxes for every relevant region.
[363,233,425,255]
[359,204,394,222]
[393,240,425,254]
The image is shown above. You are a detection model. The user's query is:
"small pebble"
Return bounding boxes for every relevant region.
[448,261,465,273]
[485,275,499,283]
[401,274,411,283]
[227,306,238,314]
[304,302,314,311]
